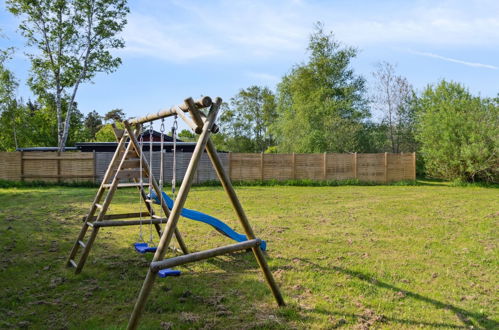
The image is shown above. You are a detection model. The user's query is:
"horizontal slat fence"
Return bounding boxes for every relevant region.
[0,152,415,184]
[0,151,95,182]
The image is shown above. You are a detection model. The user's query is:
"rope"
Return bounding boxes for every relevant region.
[172,115,178,201]
[148,122,154,245]
[138,126,145,242]
[159,119,165,221]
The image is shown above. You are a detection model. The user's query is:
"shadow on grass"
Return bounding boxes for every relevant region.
[291,257,497,329]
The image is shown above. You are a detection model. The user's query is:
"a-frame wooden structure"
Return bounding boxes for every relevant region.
[67,96,285,329]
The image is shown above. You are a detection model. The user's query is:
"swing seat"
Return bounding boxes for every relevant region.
[157,268,181,278]
[134,242,157,254]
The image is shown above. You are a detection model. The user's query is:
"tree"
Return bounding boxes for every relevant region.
[103,108,125,123]
[372,62,417,152]
[84,110,102,140]
[274,23,368,153]
[0,48,21,150]
[219,86,277,152]
[94,122,123,141]
[7,0,129,151]
[178,129,196,142]
[415,80,498,182]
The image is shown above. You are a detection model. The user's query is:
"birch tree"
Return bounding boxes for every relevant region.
[372,62,416,152]
[7,0,129,151]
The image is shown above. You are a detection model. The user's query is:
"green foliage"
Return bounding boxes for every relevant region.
[0,49,21,150]
[415,81,498,182]
[83,110,103,140]
[178,129,196,142]
[218,86,277,152]
[0,179,98,188]
[6,0,129,150]
[274,23,368,153]
[103,108,125,123]
[94,122,123,142]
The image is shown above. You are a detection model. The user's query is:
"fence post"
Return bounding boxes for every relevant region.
[20,151,24,182]
[323,152,327,180]
[56,151,61,183]
[413,152,416,180]
[260,152,264,181]
[292,153,296,180]
[92,150,97,183]
[353,152,358,179]
[384,152,388,183]
[228,152,232,180]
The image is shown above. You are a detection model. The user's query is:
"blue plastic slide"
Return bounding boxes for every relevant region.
[149,191,267,251]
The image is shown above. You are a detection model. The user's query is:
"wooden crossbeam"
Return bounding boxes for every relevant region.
[150,239,261,272]
[90,218,169,228]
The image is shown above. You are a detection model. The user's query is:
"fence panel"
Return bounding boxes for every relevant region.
[357,153,386,183]
[295,154,323,180]
[0,152,21,180]
[326,153,356,180]
[263,154,293,181]
[230,153,261,181]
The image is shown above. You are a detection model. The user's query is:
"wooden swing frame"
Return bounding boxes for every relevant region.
[66,96,285,330]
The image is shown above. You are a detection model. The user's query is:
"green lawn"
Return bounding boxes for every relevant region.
[0,183,497,329]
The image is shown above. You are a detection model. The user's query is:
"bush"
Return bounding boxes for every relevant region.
[415,81,498,183]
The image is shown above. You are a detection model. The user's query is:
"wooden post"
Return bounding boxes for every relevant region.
[260,152,264,181]
[196,162,200,184]
[151,239,261,271]
[57,151,61,183]
[353,152,358,179]
[20,151,24,182]
[413,152,416,180]
[186,98,285,308]
[384,152,388,183]
[92,150,97,183]
[323,152,327,180]
[292,153,296,180]
[205,139,285,308]
[228,152,232,180]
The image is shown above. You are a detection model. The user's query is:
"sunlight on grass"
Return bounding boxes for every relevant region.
[0,185,497,329]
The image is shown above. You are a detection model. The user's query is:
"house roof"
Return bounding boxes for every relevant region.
[138,130,181,142]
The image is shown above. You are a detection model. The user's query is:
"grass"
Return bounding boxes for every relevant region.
[0,183,497,329]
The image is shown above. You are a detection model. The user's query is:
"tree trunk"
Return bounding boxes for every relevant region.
[56,85,64,151]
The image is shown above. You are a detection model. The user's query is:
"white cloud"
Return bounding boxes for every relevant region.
[408,50,498,70]
[120,0,499,62]
[121,12,222,62]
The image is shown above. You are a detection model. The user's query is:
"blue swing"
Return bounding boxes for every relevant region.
[133,121,181,279]
[134,242,157,254]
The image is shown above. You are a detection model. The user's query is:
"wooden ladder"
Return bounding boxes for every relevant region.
[66,128,188,274]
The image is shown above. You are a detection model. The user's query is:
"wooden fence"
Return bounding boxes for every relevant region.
[229,152,416,183]
[0,151,95,182]
[0,151,415,183]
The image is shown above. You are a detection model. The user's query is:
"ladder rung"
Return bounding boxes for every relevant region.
[95,203,103,209]
[122,159,141,169]
[151,214,163,219]
[102,182,146,188]
[84,212,152,222]
[87,222,94,228]
[69,259,77,268]
[144,199,154,203]
[78,240,86,248]
[91,218,168,228]
[116,169,147,179]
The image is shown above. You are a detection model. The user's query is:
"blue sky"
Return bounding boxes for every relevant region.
[1,0,498,125]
